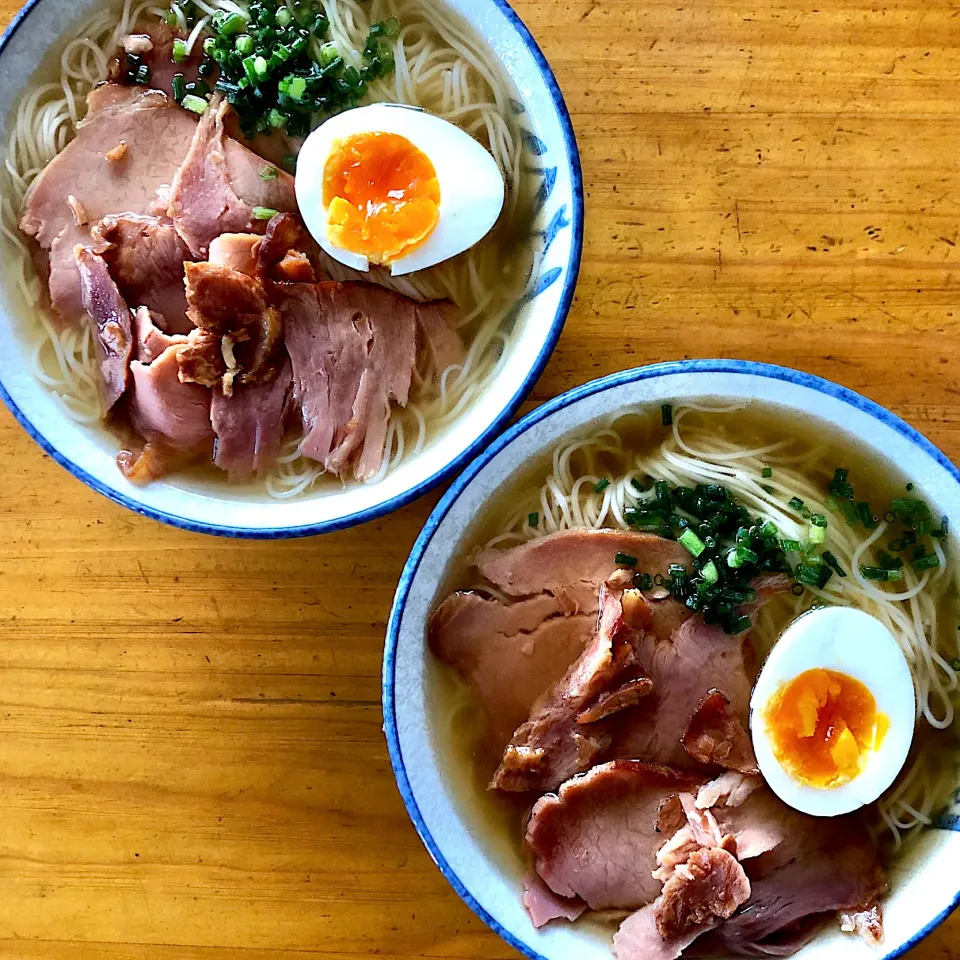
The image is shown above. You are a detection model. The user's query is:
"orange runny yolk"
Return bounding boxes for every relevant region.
[763,668,889,789]
[322,132,441,265]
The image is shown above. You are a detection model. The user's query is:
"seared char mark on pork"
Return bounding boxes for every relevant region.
[682,689,759,774]
[491,586,654,793]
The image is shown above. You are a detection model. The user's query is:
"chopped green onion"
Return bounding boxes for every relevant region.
[259,165,279,181]
[891,497,932,520]
[906,482,915,491]
[861,566,903,581]
[319,41,340,66]
[914,553,942,572]
[528,512,539,528]
[662,404,674,427]
[217,11,247,36]
[731,614,752,634]
[266,108,287,129]
[171,72,186,103]
[811,514,828,528]
[679,529,707,557]
[761,467,773,479]
[172,38,188,63]
[633,572,653,591]
[235,34,255,55]
[165,9,178,26]
[809,524,826,545]
[275,5,293,26]
[594,478,610,494]
[252,206,278,220]
[700,560,720,584]
[615,553,639,568]
[181,93,209,114]
[788,496,805,514]
[857,501,877,529]
[780,538,801,553]
[821,551,847,578]
[796,562,833,589]
[203,36,218,56]
[834,467,850,483]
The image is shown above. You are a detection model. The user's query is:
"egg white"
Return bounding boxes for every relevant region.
[750,606,916,817]
[295,103,506,277]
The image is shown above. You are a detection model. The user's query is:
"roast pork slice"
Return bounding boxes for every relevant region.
[93,214,193,332]
[210,357,293,478]
[429,590,592,753]
[128,342,213,451]
[707,813,887,955]
[682,689,759,774]
[277,281,425,482]
[75,247,133,410]
[611,574,791,769]
[476,529,692,615]
[132,307,187,363]
[491,586,653,793]
[524,760,704,911]
[614,902,714,960]
[522,872,586,929]
[166,98,296,258]
[21,85,197,322]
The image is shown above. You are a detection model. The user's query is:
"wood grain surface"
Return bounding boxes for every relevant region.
[0,0,958,957]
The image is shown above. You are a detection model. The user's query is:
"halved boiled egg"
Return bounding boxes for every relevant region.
[750,606,916,816]
[296,103,505,277]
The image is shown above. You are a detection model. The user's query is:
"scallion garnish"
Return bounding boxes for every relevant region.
[861,566,903,581]
[252,206,278,220]
[679,528,707,557]
[528,512,539,528]
[662,403,673,427]
[594,478,611,494]
[181,93,209,114]
[172,37,188,63]
[700,560,720,585]
[633,572,654,591]
[615,553,639,568]
[914,553,942,572]
[821,551,847,578]
[761,467,773,479]
[259,165,279,181]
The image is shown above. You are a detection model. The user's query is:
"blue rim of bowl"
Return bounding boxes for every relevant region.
[0,0,584,540]
[383,358,960,960]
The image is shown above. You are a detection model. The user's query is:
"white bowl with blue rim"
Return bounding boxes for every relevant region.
[384,359,960,960]
[0,0,582,538]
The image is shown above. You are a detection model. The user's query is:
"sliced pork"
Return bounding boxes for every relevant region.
[614,903,712,960]
[210,358,293,477]
[476,529,691,615]
[132,307,186,363]
[278,281,424,481]
[708,815,887,956]
[611,575,791,769]
[166,98,296,258]
[682,689,759,774]
[75,247,133,410]
[128,343,214,451]
[430,591,593,753]
[182,260,283,394]
[525,761,703,911]
[491,586,653,793]
[20,86,198,322]
[92,214,193,332]
[656,846,751,938]
[430,531,693,760]
[523,872,586,929]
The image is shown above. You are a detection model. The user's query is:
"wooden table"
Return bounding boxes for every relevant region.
[0,0,958,956]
